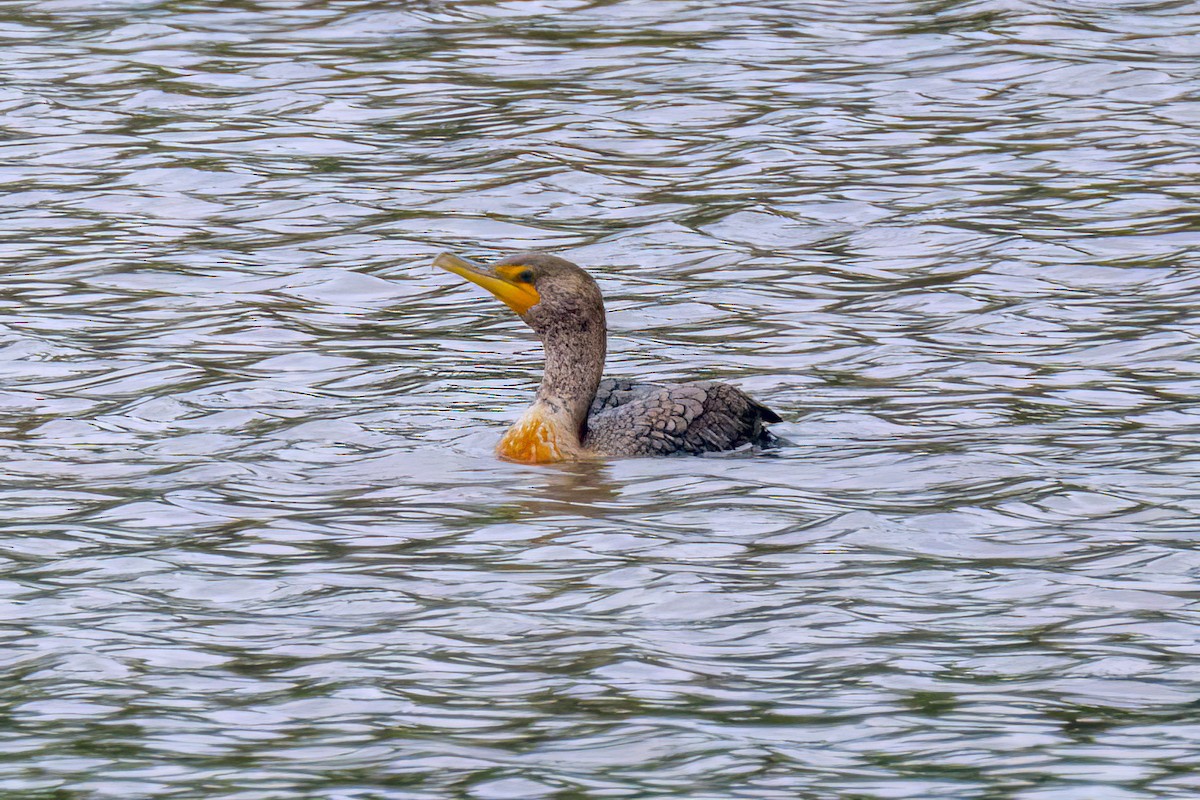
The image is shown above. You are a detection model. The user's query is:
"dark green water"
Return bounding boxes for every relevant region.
[2,0,1199,797]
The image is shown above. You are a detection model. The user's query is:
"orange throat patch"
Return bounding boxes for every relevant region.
[496,411,575,464]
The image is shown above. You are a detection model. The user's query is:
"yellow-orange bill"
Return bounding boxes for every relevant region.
[433,252,541,315]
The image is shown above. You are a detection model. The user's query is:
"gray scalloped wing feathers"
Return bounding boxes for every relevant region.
[584,379,782,456]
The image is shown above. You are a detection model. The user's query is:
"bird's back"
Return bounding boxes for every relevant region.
[584,378,782,457]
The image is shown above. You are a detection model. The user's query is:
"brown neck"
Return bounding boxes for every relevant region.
[534,320,606,441]
[494,321,606,464]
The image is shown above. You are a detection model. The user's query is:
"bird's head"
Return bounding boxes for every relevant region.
[433,250,605,337]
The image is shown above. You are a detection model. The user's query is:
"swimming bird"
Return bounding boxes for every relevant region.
[434,251,782,464]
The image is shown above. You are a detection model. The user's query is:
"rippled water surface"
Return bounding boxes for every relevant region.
[4,0,1200,797]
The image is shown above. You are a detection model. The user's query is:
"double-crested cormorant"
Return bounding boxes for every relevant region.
[434,251,782,464]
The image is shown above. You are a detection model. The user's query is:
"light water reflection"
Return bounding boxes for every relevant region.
[2,0,1199,797]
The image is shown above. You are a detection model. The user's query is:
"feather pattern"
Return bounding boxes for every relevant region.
[584,378,782,456]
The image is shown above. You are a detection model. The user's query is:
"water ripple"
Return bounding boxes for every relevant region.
[2,0,1199,797]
